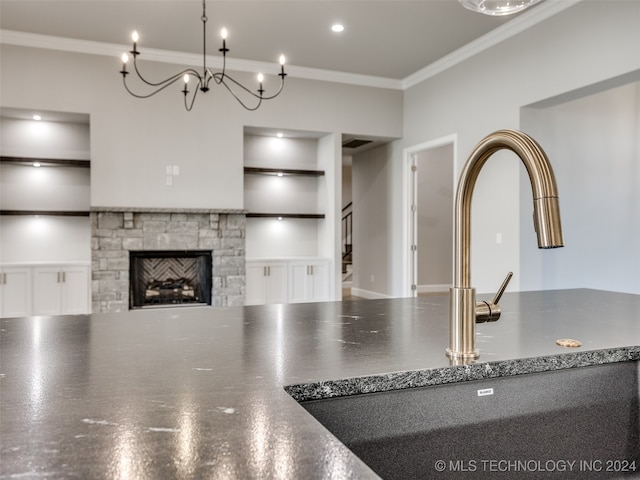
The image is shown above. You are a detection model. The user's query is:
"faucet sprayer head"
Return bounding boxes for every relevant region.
[533,196,564,249]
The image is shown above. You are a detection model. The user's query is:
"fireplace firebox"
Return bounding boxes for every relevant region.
[129,250,212,309]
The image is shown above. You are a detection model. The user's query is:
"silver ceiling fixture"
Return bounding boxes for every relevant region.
[459,0,543,16]
[119,0,286,111]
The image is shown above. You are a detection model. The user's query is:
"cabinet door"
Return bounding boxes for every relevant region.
[289,263,311,303]
[61,267,90,314]
[289,261,329,303]
[246,261,288,305]
[246,263,268,306]
[0,268,32,318]
[33,267,63,315]
[307,262,329,302]
[264,263,287,304]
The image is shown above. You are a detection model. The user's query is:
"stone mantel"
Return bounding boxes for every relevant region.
[91,207,247,214]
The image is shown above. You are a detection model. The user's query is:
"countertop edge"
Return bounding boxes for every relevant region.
[285,346,640,402]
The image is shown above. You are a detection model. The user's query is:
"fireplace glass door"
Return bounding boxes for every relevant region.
[129,250,212,309]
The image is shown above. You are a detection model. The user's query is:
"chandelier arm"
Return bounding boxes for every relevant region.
[255,76,286,101]
[214,73,262,99]
[131,57,201,89]
[217,77,264,111]
[219,73,285,101]
[122,75,184,99]
[184,84,200,112]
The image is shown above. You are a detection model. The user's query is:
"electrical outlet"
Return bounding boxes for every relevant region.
[496,232,503,244]
[165,165,172,175]
[166,175,173,186]
[172,165,180,175]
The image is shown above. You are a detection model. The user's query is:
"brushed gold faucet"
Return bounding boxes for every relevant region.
[447,130,564,360]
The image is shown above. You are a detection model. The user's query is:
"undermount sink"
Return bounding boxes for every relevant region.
[296,361,640,479]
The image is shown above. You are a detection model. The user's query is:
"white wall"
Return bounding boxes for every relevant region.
[0,45,402,212]
[387,0,640,296]
[520,78,640,294]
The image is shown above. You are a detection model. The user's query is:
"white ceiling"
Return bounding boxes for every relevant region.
[0,0,555,83]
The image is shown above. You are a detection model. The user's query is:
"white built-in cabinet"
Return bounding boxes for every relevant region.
[0,263,90,318]
[32,265,90,315]
[288,260,329,303]
[245,260,288,306]
[0,267,32,318]
[246,258,329,305]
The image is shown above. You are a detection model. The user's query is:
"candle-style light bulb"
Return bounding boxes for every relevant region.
[279,55,286,66]
[120,53,129,75]
[220,28,228,40]
[183,74,190,84]
[131,31,139,43]
[257,73,264,83]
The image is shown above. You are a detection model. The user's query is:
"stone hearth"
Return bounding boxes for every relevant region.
[91,209,245,313]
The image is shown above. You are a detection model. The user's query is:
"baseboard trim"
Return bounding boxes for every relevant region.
[417,284,450,294]
[351,288,393,300]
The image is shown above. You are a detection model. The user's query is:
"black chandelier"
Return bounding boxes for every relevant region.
[119,0,286,111]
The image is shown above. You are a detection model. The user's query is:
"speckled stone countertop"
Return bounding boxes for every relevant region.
[1,289,639,479]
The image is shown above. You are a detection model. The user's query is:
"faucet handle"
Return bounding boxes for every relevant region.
[475,272,513,323]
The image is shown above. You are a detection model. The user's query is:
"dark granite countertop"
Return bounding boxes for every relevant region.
[1,289,639,479]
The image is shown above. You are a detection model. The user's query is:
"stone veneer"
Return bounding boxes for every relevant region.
[91,208,246,313]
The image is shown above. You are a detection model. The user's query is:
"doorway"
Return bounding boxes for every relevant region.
[403,136,456,297]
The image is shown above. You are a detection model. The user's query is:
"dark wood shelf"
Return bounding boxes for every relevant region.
[246,213,325,219]
[0,210,91,217]
[244,167,324,177]
[1,156,90,168]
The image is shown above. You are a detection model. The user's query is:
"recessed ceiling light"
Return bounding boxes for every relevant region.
[276,132,284,138]
[32,162,41,167]
[32,115,42,121]
[331,24,344,33]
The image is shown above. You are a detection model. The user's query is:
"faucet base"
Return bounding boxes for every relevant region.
[445,347,479,360]
[447,287,479,359]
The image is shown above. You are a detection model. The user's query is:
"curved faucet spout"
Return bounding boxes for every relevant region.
[447,129,564,360]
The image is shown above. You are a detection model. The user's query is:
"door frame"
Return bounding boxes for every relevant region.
[401,134,458,297]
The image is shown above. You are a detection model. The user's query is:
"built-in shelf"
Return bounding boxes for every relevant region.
[244,167,324,177]
[0,156,90,168]
[246,213,325,219]
[0,210,91,217]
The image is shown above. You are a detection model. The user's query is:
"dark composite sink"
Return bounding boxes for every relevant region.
[297,361,640,479]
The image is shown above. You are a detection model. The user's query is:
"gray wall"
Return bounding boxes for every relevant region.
[521,78,640,294]
[381,0,640,296]
[0,45,402,211]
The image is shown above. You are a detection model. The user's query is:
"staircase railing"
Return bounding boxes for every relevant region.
[342,202,352,273]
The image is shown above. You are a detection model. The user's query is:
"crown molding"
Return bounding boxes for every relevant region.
[402,0,583,89]
[0,29,403,91]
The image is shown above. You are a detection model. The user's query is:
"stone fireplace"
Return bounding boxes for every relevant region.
[91,208,245,313]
